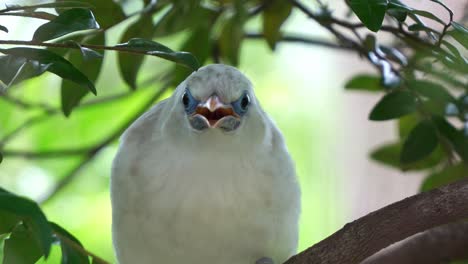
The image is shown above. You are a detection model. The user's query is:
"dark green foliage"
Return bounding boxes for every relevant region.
[0,189,92,263]
[118,14,154,90]
[421,164,466,192]
[116,38,200,71]
[61,33,105,116]
[0,25,8,33]
[0,48,96,94]
[33,8,100,41]
[348,0,388,32]
[3,224,42,264]
[448,22,468,49]
[262,0,292,50]
[400,120,438,164]
[51,223,90,264]
[0,189,53,258]
[369,91,417,121]
[344,74,382,92]
[370,142,443,171]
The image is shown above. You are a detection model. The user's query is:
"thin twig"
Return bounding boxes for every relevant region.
[0,2,93,14]
[55,232,110,264]
[0,114,49,147]
[0,93,55,112]
[0,11,56,20]
[245,32,353,51]
[0,40,182,57]
[431,0,454,46]
[2,148,91,158]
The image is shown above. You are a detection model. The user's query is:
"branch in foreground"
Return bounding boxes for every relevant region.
[362,221,468,264]
[284,178,468,264]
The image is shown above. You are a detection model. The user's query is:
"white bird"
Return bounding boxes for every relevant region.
[111,64,301,264]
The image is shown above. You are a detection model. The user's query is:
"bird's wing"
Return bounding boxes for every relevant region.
[120,99,168,145]
[111,99,168,192]
[111,99,169,263]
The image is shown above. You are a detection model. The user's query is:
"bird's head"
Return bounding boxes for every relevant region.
[170,64,262,135]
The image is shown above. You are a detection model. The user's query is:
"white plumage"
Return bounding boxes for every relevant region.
[111,64,300,264]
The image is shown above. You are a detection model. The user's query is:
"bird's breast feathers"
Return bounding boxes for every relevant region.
[112,123,300,264]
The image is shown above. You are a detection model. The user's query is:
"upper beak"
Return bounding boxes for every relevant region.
[194,95,238,127]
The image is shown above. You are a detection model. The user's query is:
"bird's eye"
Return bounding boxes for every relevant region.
[182,92,190,108]
[240,94,250,110]
[232,92,250,116]
[182,88,198,113]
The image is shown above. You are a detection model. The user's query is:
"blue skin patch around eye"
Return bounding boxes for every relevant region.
[183,88,199,114]
[231,91,250,116]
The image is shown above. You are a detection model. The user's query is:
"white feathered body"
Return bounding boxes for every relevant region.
[111,65,300,264]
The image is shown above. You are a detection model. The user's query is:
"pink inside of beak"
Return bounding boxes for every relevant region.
[195,106,236,126]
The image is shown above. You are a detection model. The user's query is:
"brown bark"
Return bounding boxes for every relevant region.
[362,221,468,264]
[284,178,468,264]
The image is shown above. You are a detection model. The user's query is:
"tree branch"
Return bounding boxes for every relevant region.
[0,39,182,57]
[54,232,110,264]
[362,221,468,264]
[39,84,171,204]
[284,178,468,264]
[244,33,353,51]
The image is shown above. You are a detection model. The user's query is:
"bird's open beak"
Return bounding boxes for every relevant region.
[189,95,240,131]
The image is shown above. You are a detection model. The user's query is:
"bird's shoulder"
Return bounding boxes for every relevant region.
[120,99,168,146]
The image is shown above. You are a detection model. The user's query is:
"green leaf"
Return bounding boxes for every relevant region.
[448,22,468,49]
[441,40,467,65]
[400,120,438,163]
[387,7,406,22]
[50,222,90,264]
[262,0,292,50]
[33,8,99,41]
[344,74,382,92]
[433,116,468,161]
[0,25,8,33]
[115,38,199,71]
[3,224,42,264]
[55,0,124,28]
[408,24,431,32]
[153,3,204,37]
[412,10,445,25]
[369,90,417,121]
[118,14,154,90]
[421,163,466,192]
[219,14,245,66]
[65,41,103,61]
[349,0,388,32]
[387,2,445,25]
[0,48,96,95]
[398,114,419,139]
[0,191,53,257]
[61,33,104,116]
[0,56,50,88]
[172,25,212,86]
[0,212,19,235]
[371,142,443,171]
[407,79,455,103]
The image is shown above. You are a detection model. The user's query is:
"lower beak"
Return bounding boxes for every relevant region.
[189,95,240,130]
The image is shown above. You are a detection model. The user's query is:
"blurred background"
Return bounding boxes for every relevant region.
[0,0,465,263]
